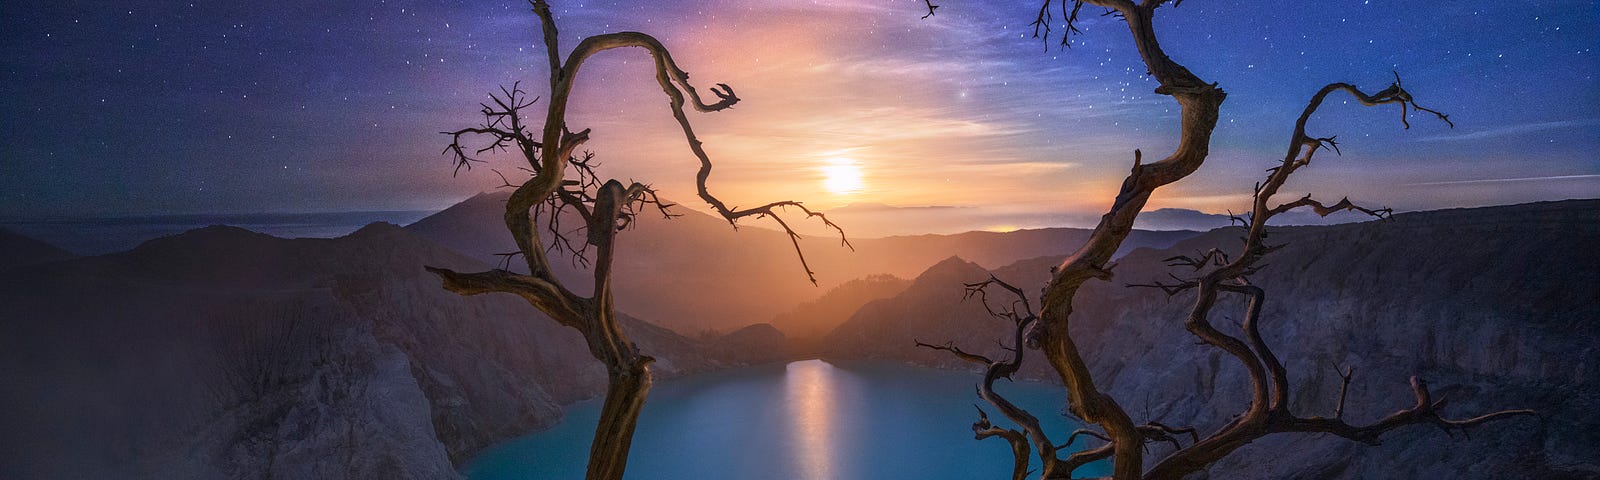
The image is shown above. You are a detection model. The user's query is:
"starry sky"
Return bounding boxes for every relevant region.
[2,0,1596,236]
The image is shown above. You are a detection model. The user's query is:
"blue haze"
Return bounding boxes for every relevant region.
[0,210,435,255]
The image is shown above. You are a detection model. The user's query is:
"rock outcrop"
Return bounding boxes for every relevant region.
[0,222,761,479]
[5,198,1591,479]
[824,200,1600,478]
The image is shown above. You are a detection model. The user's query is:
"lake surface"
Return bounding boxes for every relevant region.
[463,360,1110,480]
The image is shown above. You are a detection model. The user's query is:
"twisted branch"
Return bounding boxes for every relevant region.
[974,406,1032,480]
[1286,377,1536,446]
[918,274,1069,478]
[424,2,845,478]
[997,1,1230,477]
[1136,79,1529,480]
[920,3,1524,479]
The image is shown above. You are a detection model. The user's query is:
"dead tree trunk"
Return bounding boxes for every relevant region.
[1125,76,1531,480]
[1034,2,1225,477]
[425,2,846,479]
[920,1,1532,479]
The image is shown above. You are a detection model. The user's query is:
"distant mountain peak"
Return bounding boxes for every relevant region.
[189,224,259,235]
[140,225,274,248]
[0,228,77,270]
[913,256,989,286]
[347,221,407,239]
[468,190,512,202]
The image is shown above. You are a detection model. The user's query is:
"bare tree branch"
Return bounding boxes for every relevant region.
[1141,421,1199,445]
[1134,79,1529,480]
[974,406,1033,480]
[919,4,1526,479]
[914,339,995,365]
[1333,363,1354,420]
[1285,377,1536,446]
[1012,2,1228,476]
[424,2,846,478]
[1066,428,1111,446]
[918,274,1076,478]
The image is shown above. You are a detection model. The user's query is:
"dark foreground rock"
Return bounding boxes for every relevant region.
[0,228,76,270]
[0,222,771,479]
[825,199,1600,479]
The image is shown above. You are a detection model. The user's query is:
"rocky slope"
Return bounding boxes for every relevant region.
[770,273,911,341]
[0,222,781,480]
[826,257,1020,369]
[407,191,1198,334]
[705,323,790,366]
[825,199,1600,478]
[0,228,76,270]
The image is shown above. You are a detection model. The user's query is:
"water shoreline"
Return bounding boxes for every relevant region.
[461,358,1102,479]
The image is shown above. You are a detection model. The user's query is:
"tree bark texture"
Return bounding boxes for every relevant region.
[920,2,1532,479]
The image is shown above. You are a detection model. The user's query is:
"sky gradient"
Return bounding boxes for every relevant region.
[2,0,1596,236]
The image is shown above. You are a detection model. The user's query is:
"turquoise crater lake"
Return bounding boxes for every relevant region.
[463,360,1110,479]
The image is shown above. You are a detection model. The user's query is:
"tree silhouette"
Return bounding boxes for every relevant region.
[918,2,1532,479]
[424,2,845,479]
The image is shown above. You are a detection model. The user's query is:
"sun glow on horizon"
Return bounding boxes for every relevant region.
[820,157,864,195]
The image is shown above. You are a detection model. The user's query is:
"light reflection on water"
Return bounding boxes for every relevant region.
[786,360,837,480]
[462,360,1109,479]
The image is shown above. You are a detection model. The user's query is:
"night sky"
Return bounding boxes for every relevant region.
[2,0,1596,235]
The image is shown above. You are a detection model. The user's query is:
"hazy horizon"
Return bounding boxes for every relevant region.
[11,191,1576,255]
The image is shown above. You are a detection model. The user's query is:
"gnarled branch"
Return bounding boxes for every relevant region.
[425,3,845,479]
[918,274,1077,478]
[923,3,1524,479]
[920,1,1235,475]
[1137,79,1528,480]
[974,406,1033,480]
[1286,377,1536,445]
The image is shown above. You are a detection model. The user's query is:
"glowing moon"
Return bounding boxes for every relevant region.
[820,157,864,195]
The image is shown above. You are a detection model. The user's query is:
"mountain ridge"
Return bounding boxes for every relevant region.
[821,198,1599,478]
[0,217,784,479]
[0,227,76,270]
[405,190,1200,334]
[4,197,1591,479]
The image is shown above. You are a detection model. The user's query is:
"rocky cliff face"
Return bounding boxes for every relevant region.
[0,222,770,479]
[6,198,1591,479]
[824,200,1600,478]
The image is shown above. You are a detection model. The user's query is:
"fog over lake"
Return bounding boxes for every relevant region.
[465,360,1109,479]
